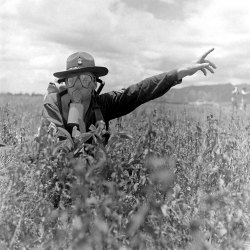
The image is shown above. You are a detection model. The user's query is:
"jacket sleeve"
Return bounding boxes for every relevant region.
[42,92,65,128]
[99,69,181,120]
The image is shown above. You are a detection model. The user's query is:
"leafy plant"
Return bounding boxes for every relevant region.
[0,98,250,249]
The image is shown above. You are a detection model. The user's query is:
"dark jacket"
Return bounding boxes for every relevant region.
[43,70,181,136]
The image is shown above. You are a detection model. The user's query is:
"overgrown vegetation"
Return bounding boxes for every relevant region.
[0,96,250,249]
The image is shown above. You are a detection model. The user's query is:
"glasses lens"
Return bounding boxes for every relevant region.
[80,74,92,88]
[66,75,78,88]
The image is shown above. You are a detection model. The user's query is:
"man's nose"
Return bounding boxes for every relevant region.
[74,79,83,89]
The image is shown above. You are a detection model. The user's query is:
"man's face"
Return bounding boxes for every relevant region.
[65,72,97,103]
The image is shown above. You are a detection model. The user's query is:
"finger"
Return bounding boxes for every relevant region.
[191,63,209,75]
[196,62,214,73]
[197,62,210,70]
[200,48,215,61]
[204,59,216,69]
[205,66,214,74]
[200,68,207,76]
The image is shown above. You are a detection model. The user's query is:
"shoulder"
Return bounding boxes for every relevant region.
[43,82,67,105]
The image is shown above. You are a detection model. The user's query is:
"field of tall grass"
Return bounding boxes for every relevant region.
[0,95,250,249]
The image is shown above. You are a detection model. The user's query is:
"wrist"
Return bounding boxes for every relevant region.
[177,68,186,80]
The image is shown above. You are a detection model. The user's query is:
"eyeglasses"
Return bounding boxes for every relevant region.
[66,73,96,89]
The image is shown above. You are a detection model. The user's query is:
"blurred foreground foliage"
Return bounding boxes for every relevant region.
[0,98,250,249]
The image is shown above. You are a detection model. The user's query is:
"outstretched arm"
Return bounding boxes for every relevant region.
[99,70,180,120]
[99,49,216,121]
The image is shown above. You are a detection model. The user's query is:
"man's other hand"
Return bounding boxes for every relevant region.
[177,48,216,80]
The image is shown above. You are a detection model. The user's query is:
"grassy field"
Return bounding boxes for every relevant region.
[0,95,250,249]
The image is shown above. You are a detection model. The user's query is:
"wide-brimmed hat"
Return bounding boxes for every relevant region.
[53,52,108,79]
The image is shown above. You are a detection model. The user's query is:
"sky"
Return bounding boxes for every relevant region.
[1,0,250,94]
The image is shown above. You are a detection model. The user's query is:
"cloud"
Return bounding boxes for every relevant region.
[1,0,250,94]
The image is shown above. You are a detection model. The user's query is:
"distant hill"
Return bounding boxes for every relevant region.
[1,83,250,105]
[164,83,250,104]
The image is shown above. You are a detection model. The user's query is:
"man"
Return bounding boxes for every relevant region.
[240,87,249,111]
[43,49,216,144]
[231,86,239,113]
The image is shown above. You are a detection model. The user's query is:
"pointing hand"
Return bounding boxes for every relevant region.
[177,48,216,80]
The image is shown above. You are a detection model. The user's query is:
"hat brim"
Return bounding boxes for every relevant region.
[53,66,108,79]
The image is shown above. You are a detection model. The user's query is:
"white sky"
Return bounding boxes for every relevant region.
[1,0,250,94]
